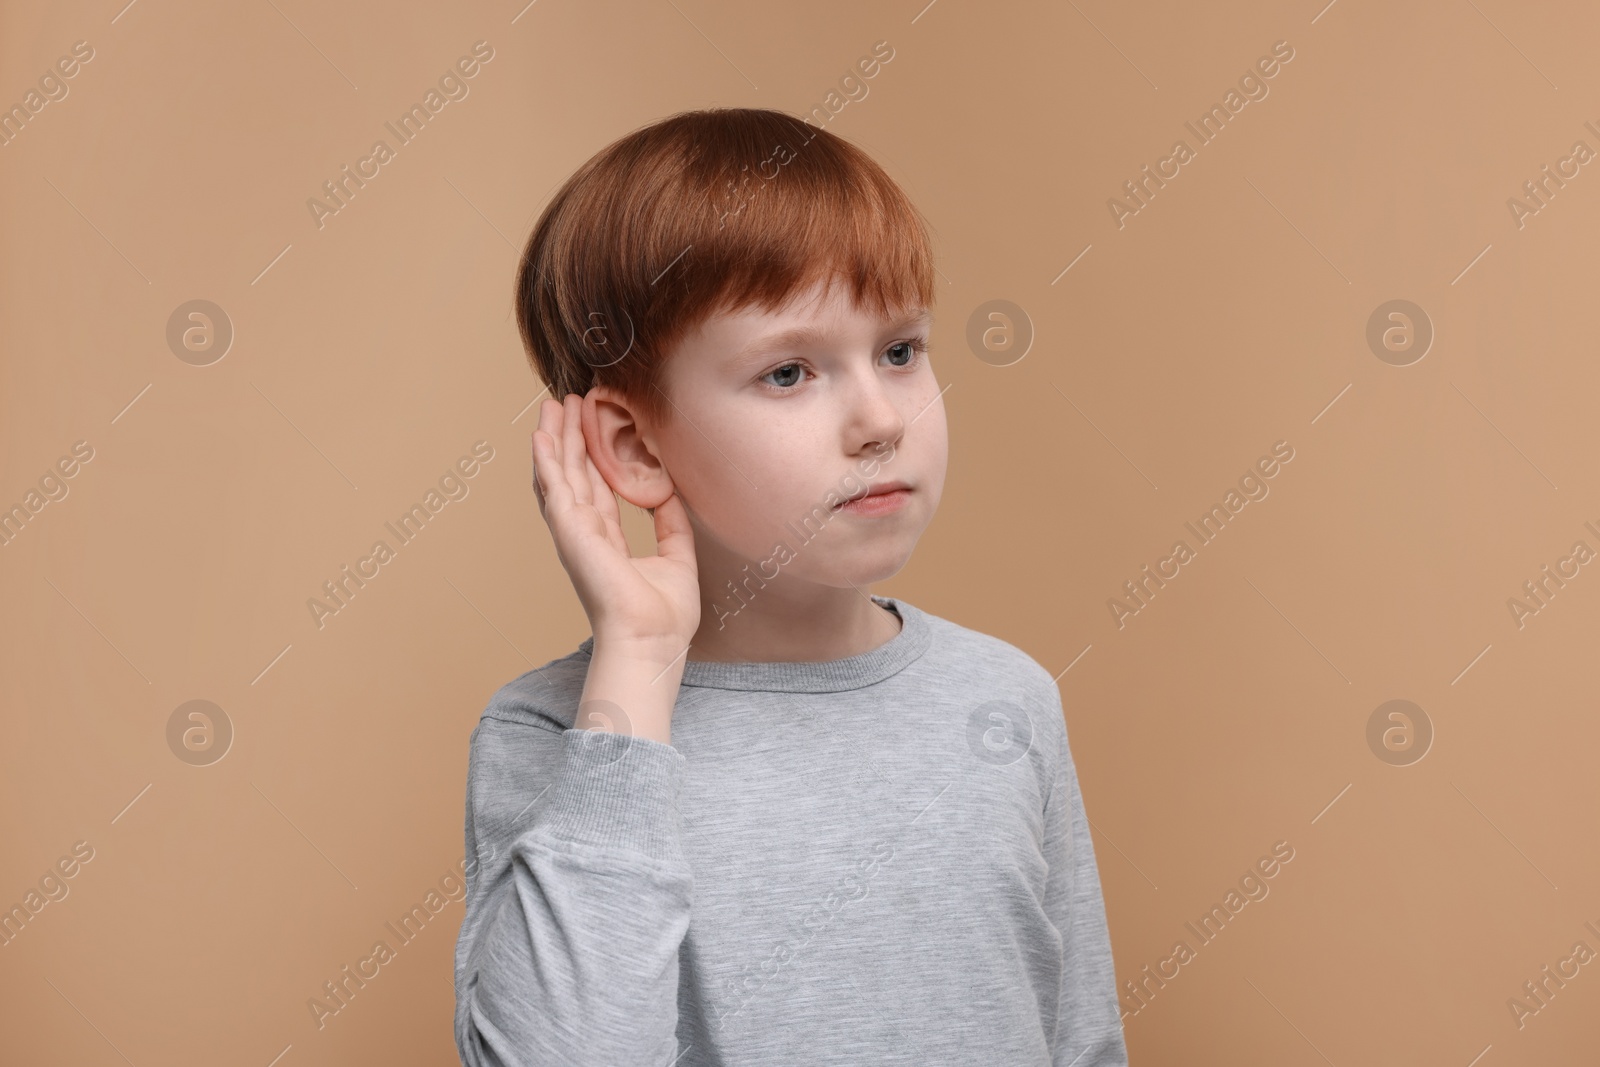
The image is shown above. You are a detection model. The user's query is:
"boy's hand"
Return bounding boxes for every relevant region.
[531,393,701,660]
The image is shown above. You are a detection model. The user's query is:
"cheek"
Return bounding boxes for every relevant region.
[911,392,950,489]
[665,423,802,545]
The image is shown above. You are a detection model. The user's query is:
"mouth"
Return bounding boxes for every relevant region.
[833,480,913,512]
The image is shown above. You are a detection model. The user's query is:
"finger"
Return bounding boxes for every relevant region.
[575,391,628,553]
[535,397,563,476]
[530,430,550,511]
[561,393,592,509]
[530,432,547,512]
[531,427,575,516]
[581,448,630,554]
[537,398,556,457]
[650,489,699,575]
[541,396,585,513]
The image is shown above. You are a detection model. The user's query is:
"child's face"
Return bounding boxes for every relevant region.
[649,277,948,593]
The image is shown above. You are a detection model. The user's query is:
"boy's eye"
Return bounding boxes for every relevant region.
[763,363,805,389]
[758,338,927,391]
[886,340,918,366]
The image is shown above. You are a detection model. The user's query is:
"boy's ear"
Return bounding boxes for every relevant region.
[579,385,675,510]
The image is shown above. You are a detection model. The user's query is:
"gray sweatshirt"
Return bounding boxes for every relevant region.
[452,595,1129,1066]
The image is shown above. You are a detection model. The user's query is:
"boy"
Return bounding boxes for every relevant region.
[453,107,1128,1066]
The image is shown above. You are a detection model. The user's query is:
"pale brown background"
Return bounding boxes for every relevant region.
[3,0,1597,1063]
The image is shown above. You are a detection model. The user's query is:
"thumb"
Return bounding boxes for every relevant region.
[651,490,697,572]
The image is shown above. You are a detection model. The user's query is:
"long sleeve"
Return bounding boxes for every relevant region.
[1041,698,1129,1067]
[454,724,693,1067]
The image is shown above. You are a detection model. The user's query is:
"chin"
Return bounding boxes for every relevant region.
[829,545,917,587]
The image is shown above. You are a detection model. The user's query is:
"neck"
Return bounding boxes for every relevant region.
[689,570,900,664]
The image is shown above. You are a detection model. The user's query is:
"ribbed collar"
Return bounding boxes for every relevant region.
[576,595,931,694]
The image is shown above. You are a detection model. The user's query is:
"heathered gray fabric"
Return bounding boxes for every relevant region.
[452,595,1128,1066]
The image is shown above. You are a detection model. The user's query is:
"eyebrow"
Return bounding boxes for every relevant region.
[732,325,829,366]
[731,309,934,366]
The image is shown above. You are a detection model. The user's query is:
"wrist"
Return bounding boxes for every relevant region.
[580,639,689,748]
[590,632,693,673]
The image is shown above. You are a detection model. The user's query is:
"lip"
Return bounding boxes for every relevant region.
[835,480,913,507]
[833,482,913,517]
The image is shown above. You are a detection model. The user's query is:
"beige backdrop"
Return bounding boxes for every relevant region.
[3,0,1598,1063]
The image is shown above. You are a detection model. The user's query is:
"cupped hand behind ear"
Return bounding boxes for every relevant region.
[531,393,701,653]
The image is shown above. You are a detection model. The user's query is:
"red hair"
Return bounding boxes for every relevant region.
[513,107,937,428]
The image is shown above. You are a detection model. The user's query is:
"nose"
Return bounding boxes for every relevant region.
[842,363,906,455]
